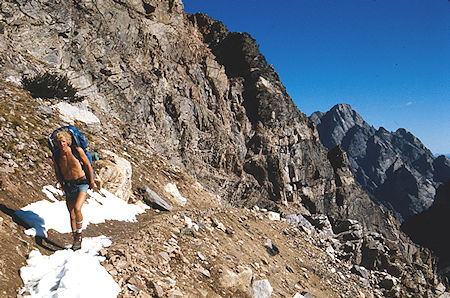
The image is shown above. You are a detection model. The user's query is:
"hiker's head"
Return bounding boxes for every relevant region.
[55,130,72,149]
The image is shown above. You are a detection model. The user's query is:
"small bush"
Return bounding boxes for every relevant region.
[22,72,83,102]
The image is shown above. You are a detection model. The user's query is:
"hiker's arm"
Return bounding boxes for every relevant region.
[75,147,95,189]
[52,157,64,185]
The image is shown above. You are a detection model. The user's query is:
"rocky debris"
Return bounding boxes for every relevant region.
[333,219,363,263]
[311,104,449,221]
[307,214,334,240]
[139,186,173,212]
[99,206,377,297]
[285,214,315,235]
[287,212,442,297]
[351,265,370,280]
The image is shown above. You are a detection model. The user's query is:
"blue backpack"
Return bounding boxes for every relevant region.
[49,126,93,170]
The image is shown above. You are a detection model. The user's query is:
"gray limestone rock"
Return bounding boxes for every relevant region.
[351,265,370,280]
[140,186,173,212]
[311,104,449,222]
[285,214,315,231]
[251,279,273,298]
[308,214,334,240]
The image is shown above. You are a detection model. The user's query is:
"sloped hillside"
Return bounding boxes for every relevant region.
[0,81,372,297]
[0,0,448,296]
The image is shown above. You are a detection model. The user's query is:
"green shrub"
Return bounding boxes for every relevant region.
[22,72,83,102]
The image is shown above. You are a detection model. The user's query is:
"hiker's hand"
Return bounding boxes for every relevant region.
[89,181,96,190]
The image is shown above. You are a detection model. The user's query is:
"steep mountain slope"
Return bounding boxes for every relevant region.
[311,103,449,221]
[0,0,334,211]
[0,0,448,296]
[402,180,450,282]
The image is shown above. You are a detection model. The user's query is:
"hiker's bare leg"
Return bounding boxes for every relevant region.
[74,192,87,222]
[66,199,76,232]
[65,192,87,232]
[73,191,86,235]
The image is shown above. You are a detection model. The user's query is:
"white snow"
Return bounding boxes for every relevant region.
[165,183,187,206]
[55,101,100,126]
[14,186,148,297]
[19,236,120,298]
[41,185,63,203]
[16,187,145,238]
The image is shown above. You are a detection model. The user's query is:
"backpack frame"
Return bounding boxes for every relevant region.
[49,126,94,174]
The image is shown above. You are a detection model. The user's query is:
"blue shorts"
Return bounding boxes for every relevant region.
[63,178,89,201]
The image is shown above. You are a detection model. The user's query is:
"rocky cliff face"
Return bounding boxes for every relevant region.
[1,0,335,211]
[311,103,449,221]
[0,0,447,296]
[402,180,450,282]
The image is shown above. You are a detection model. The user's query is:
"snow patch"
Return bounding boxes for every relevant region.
[16,187,145,237]
[15,186,148,297]
[55,101,100,125]
[19,236,120,298]
[165,183,187,206]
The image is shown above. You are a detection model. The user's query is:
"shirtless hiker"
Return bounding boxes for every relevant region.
[52,130,95,250]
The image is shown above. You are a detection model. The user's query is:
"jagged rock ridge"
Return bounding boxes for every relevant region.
[311,103,450,221]
[0,0,447,296]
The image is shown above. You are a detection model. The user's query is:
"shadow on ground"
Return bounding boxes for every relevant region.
[0,203,65,252]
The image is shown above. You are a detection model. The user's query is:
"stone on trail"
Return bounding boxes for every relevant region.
[267,211,280,221]
[214,265,253,293]
[264,238,279,256]
[251,279,273,298]
[142,186,173,211]
[351,265,370,280]
[197,251,206,261]
[197,265,211,278]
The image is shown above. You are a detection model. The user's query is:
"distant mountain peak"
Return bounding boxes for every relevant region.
[331,103,353,112]
[310,103,373,150]
[310,104,449,222]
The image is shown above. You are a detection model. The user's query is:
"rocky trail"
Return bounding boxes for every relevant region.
[0,0,449,296]
[0,80,367,297]
[0,67,448,298]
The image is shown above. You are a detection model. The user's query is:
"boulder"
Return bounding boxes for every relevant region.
[214,265,252,294]
[308,214,334,239]
[251,279,273,298]
[285,214,315,231]
[140,186,172,211]
[94,150,132,201]
[351,265,370,279]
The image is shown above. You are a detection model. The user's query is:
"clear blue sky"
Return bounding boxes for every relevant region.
[183,0,450,155]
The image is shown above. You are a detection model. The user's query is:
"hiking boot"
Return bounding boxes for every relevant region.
[72,232,82,251]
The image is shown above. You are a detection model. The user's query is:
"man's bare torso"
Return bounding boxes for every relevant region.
[58,150,85,181]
